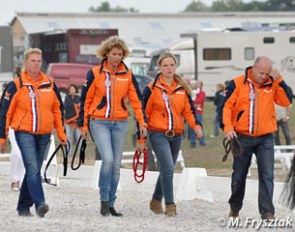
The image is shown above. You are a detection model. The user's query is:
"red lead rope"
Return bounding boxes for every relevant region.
[132,149,148,183]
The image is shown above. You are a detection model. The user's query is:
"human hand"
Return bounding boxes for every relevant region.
[60,140,68,145]
[139,126,147,138]
[137,142,146,153]
[282,116,290,122]
[81,130,90,140]
[0,143,6,154]
[224,130,237,140]
[194,127,203,139]
[269,68,281,80]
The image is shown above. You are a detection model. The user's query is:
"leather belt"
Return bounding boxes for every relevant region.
[150,130,181,137]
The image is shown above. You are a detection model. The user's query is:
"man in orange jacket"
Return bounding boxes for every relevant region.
[221,56,292,220]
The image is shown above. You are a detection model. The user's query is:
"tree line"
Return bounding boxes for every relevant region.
[89,0,295,13]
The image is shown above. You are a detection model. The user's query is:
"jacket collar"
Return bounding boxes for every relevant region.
[20,70,52,88]
[99,57,128,75]
[243,66,273,87]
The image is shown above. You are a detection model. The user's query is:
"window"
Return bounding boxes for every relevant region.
[244,47,255,60]
[263,37,275,43]
[203,48,231,60]
[289,37,295,43]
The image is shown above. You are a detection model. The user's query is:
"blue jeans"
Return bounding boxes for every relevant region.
[65,124,81,155]
[229,133,275,217]
[274,120,291,145]
[90,119,128,207]
[213,112,220,137]
[188,114,205,145]
[149,131,182,205]
[15,132,51,212]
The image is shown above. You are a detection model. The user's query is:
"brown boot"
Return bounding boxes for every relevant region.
[229,209,239,218]
[165,204,176,216]
[149,199,163,214]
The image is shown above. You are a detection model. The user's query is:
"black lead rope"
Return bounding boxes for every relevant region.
[222,137,243,162]
[44,142,69,186]
[71,136,87,170]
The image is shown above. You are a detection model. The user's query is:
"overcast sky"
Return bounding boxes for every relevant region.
[0,0,256,26]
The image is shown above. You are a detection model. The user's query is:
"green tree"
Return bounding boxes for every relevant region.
[211,0,245,11]
[267,0,295,11]
[184,0,209,12]
[89,1,139,12]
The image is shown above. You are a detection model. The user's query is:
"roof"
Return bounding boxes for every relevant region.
[13,12,295,50]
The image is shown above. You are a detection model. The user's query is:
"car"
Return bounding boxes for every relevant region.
[133,74,153,93]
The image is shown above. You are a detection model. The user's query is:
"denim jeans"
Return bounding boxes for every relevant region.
[15,132,51,212]
[188,114,205,146]
[213,112,220,137]
[274,120,291,145]
[149,131,182,205]
[89,119,128,207]
[65,124,81,155]
[229,133,275,217]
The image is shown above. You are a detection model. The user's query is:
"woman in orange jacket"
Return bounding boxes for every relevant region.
[78,36,147,217]
[0,48,68,218]
[143,52,203,216]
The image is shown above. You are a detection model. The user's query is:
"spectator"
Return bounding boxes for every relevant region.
[274,104,292,145]
[1,82,25,191]
[188,80,206,148]
[210,83,225,138]
[64,84,81,155]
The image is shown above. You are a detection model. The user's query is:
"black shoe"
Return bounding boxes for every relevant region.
[190,143,196,148]
[18,210,33,217]
[109,207,123,217]
[100,201,110,216]
[37,203,49,218]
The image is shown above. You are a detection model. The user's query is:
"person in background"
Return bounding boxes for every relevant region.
[64,84,81,155]
[210,83,225,138]
[188,80,206,148]
[78,36,147,217]
[143,52,202,216]
[221,56,292,220]
[1,81,25,191]
[0,48,68,218]
[274,104,292,146]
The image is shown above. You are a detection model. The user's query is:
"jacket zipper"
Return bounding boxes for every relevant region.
[256,88,260,136]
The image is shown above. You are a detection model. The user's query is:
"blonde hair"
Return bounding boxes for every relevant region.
[97,36,130,59]
[216,83,225,91]
[23,48,42,61]
[157,52,192,95]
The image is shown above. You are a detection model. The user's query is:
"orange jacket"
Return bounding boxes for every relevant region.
[0,71,67,144]
[78,59,147,130]
[143,74,202,135]
[222,67,292,136]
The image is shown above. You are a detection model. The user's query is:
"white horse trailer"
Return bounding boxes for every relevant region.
[147,30,295,97]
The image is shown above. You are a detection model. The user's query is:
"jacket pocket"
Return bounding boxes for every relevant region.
[96,97,106,109]
[121,98,127,111]
[16,111,28,130]
[237,110,244,122]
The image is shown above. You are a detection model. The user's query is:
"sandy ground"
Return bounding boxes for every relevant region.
[0,166,294,232]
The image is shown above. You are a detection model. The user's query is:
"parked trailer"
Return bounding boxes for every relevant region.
[29,28,118,71]
[147,30,295,97]
[0,26,13,87]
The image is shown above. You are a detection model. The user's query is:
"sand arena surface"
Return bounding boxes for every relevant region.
[0,167,294,232]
